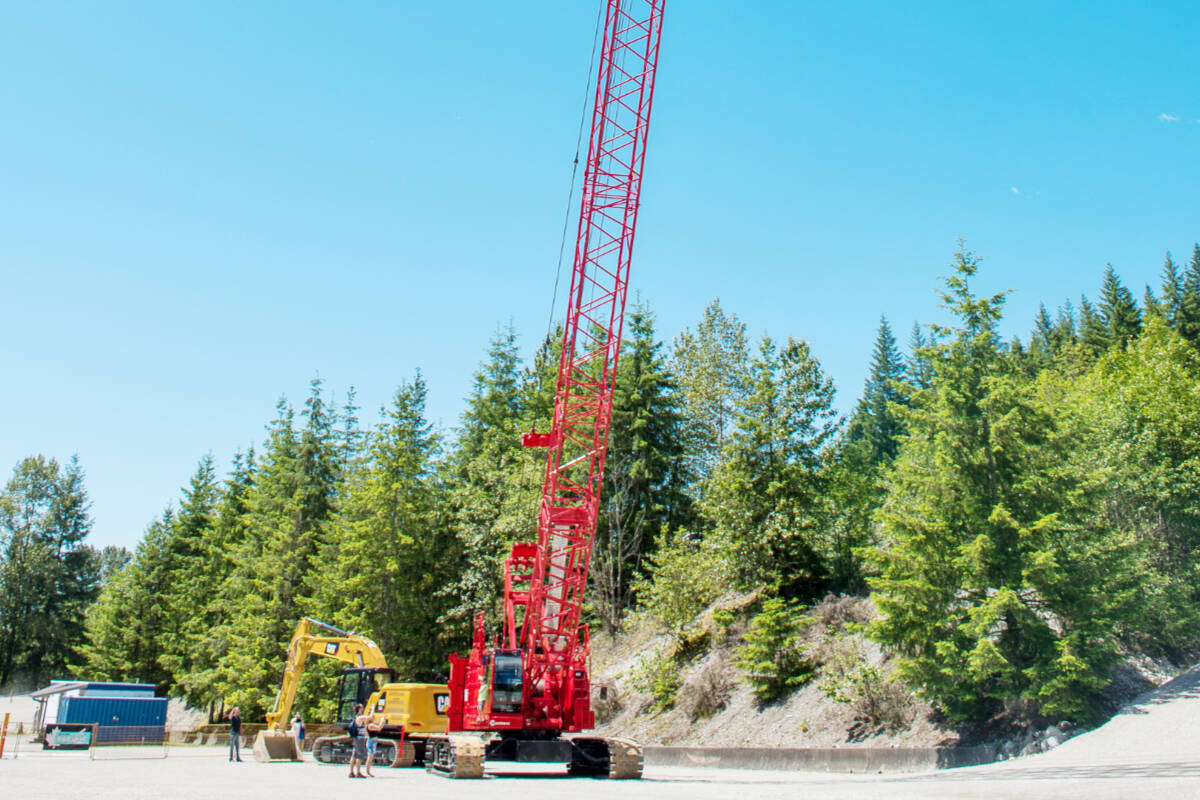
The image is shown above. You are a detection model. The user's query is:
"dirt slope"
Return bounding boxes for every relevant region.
[589,597,956,749]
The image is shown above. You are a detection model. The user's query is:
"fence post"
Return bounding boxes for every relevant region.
[1,712,9,758]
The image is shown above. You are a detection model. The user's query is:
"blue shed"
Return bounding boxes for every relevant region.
[58,696,168,743]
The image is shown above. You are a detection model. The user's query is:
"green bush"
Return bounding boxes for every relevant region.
[818,636,914,731]
[733,597,816,702]
[635,531,731,640]
[630,651,682,712]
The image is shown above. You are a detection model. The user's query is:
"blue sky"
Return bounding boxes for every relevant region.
[2,1,1197,550]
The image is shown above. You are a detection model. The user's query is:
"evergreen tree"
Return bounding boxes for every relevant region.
[216,381,346,717]
[1097,265,1142,349]
[1057,317,1200,650]
[1143,285,1162,319]
[1179,244,1200,346]
[98,546,132,584]
[703,336,838,598]
[1159,252,1184,330]
[867,249,1139,722]
[846,316,908,467]
[448,326,540,624]
[673,299,752,492]
[455,323,524,467]
[906,323,935,391]
[79,509,176,694]
[315,374,459,688]
[593,303,687,630]
[0,455,99,689]
[156,455,220,702]
[1077,295,1107,356]
[1030,304,1057,364]
[1051,300,1078,354]
[521,326,563,428]
[827,318,910,595]
[182,450,256,717]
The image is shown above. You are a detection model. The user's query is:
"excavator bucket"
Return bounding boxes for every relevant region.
[253,730,301,762]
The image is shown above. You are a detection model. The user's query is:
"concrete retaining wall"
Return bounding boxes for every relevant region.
[644,744,998,774]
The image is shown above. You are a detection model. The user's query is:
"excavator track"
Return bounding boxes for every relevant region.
[604,738,644,779]
[425,734,485,779]
[310,735,398,767]
[390,738,421,768]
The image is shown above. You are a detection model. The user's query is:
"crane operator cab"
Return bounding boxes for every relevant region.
[488,650,524,715]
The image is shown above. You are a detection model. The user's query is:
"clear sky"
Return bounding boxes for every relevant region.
[2,1,1197,551]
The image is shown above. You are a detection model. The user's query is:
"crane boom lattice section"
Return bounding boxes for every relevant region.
[517,0,666,702]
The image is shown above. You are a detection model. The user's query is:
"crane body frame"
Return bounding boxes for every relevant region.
[446,0,666,746]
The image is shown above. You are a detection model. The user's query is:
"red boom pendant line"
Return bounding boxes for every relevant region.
[448,0,666,740]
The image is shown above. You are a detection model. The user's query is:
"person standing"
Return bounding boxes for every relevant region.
[364,711,382,777]
[291,714,306,759]
[347,703,368,778]
[228,707,243,762]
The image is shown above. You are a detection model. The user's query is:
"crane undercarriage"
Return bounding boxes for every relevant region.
[424,733,642,779]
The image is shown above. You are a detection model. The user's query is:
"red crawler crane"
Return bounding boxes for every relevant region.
[425,0,666,780]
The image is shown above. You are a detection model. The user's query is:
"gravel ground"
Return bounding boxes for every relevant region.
[4,661,1199,798]
[1,747,1197,800]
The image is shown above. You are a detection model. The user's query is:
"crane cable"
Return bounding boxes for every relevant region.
[546,2,607,344]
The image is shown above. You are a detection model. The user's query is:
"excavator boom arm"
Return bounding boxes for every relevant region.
[265,617,389,730]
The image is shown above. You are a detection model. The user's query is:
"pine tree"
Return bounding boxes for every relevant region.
[315,374,459,688]
[703,336,839,599]
[448,325,539,624]
[1051,300,1078,354]
[827,318,910,595]
[0,455,99,689]
[182,450,256,717]
[673,299,752,491]
[1030,304,1057,364]
[907,323,935,391]
[1059,317,1200,651]
[593,303,687,630]
[79,509,176,694]
[216,381,346,718]
[1179,244,1200,346]
[156,455,220,703]
[1159,252,1184,330]
[867,249,1136,722]
[846,316,908,467]
[455,324,524,468]
[1097,265,1142,349]
[1143,285,1162,321]
[1078,295,1107,356]
[521,326,563,429]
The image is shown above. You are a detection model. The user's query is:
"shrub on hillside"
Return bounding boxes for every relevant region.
[678,652,734,721]
[630,651,682,712]
[734,597,816,703]
[818,635,914,733]
[635,530,731,640]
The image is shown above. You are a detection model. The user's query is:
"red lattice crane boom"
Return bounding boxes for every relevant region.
[432,0,666,780]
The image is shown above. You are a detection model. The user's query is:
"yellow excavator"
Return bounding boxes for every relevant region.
[253,617,449,766]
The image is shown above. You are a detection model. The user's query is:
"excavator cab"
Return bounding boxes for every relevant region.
[335,667,397,725]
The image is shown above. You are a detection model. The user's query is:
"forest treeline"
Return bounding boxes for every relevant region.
[3,244,1200,726]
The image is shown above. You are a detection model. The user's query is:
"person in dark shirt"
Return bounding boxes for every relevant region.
[228,707,243,762]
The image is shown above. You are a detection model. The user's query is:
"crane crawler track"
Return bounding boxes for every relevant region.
[605,737,644,779]
[425,735,485,779]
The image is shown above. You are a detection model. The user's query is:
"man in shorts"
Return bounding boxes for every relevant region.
[348,704,369,778]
